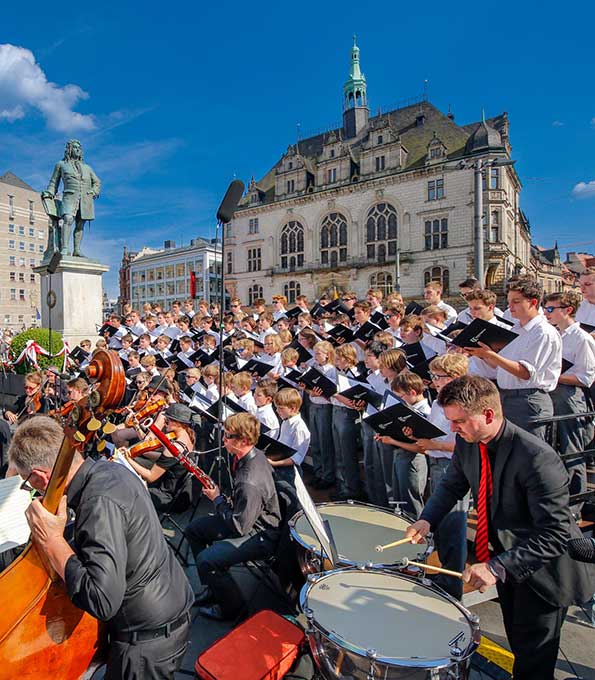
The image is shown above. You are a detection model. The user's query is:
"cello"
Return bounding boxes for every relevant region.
[0,350,126,679]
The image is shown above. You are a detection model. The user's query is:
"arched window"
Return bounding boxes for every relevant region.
[248,284,263,306]
[281,220,304,270]
[369,272,394,296]
[283,280,301,304]
[366,203,398,261]
[423,266,449,295]
[320,212,348,266]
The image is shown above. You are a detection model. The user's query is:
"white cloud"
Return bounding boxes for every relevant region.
[552,120,564,127]
[572,181,595,199]
[591,117,595,129]
[0,43,95,132]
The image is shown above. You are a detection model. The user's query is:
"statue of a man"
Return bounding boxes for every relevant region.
[41,139,101,258]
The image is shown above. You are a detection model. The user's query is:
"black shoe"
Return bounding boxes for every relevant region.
[193,586,216,607]
[196,604,228,621]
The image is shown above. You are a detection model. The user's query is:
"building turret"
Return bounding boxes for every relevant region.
[342,36,369,139]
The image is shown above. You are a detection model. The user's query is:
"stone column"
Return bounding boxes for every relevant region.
[33,256,109,347]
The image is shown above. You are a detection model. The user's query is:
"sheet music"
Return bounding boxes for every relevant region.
[0,476,32,553]
[294,472,338,567]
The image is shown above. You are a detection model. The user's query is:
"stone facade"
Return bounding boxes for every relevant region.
[227,43,531,306]
[0,172,48,331]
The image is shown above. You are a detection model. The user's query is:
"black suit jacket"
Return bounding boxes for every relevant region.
[421,419,595,607]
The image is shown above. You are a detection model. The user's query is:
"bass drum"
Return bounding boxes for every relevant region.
[288,501,430,575]
[301,568,480,680]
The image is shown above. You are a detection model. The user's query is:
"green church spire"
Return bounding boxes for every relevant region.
[343,35,367,111]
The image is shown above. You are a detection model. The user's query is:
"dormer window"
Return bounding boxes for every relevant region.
[377,135,383,145]
[430,147,442,159]
[330,149,335,158]
[288,161,293,170]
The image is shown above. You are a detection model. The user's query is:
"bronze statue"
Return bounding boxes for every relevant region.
[41,139,101,258]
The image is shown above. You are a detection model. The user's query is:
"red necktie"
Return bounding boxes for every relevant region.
[475,442,493,563]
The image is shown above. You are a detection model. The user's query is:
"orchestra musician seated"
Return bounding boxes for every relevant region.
[187,413,281,621]
[123,403,195,512]
[10,415,193,679]
[3,371,48,425]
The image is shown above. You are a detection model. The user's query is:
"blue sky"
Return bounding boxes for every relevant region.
[2,0,594,297]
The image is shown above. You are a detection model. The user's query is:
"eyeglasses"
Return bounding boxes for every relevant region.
[544,305,565,313]
[20,471,43,497]
[429,372,450,380]
[222,432,240,440]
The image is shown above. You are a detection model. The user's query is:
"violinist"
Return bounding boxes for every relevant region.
[10,415,193,679]
[3,371,48,425]
[122,403,195,511]
[66,377,89,403]
[111,376,172,449]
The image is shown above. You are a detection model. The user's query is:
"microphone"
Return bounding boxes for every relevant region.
[216,179,245,224]
[567,537,595,564]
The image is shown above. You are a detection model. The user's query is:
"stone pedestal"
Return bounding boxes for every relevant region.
[34,256,109,347]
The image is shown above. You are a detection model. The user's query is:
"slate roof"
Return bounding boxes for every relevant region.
[0,171,36,192]
[245,101,507,206]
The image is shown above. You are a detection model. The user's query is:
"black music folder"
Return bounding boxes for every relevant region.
[408,357,433,382]
[97,322,118,338]
[284,306,303,320]
[353,321,382,343]
[405,301,425,316]
[580,322,595,334]
[450,318,518,352]
[326,323,355,344]
[70,345,90,363]
[370,310,389,329]
[338,380,384,408]
[239,358,273,377]
[442,320,468,337]
[289,341,314,366]
[189,349,217,367]
[298,366,337,398]
[256,433,296,462]
[561,358,574,374]
[364,402,446,443]
[403,342,434,367]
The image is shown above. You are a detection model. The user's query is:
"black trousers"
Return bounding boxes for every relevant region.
[497,580,567,680]
[186,513,278,618]
[105,617,190,680]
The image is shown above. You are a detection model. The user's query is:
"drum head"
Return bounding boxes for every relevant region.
[292,502,422,565]
[303,570,474,664]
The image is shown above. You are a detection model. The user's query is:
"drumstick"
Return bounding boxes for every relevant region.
[401,558,463,578]
[375,536,414,552]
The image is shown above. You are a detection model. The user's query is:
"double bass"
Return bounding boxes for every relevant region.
[0,350,126,679]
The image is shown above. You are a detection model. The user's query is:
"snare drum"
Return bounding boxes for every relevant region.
[288,501,429,575]
[301,568,480,680]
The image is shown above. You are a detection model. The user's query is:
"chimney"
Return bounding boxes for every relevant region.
[164,240,176,249]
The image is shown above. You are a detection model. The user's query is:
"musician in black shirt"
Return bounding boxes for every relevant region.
[186,412,281,621]
[10,416,193,680]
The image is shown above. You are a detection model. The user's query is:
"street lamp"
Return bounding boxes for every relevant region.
[453,157,516,285]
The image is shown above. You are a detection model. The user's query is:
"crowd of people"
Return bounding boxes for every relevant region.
[2,267,595,679]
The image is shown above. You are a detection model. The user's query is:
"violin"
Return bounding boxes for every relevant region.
[15,388,43,421]
[128,432,177,458]
[125,397,167,427]
[47,400,77,420]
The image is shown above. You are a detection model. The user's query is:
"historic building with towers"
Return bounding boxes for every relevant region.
[226,39,531,305]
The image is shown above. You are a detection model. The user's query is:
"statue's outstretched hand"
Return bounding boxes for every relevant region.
[41,191,54,199]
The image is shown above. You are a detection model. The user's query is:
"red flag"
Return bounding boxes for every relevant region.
[190,271,196,299]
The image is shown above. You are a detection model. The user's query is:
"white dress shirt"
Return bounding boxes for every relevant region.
[425,401,456,460]
[437,300,457,325]
[237,391,258,415]
[576,300,595,326]
[256,403,280,439]
[496,314,562,391]
[559,322,595,387]
[278,413,311,466]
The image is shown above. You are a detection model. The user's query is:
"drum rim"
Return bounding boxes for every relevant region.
[300,567,481,669]
[288,500,425,568]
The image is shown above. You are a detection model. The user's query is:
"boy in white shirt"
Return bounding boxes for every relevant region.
[273,388,311,477]
[423,281,457,325]
[375,372,430,518]
[231,372,257,415]
[202,364,220,404]
[544,290,595,515]
[254,379,280,439]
